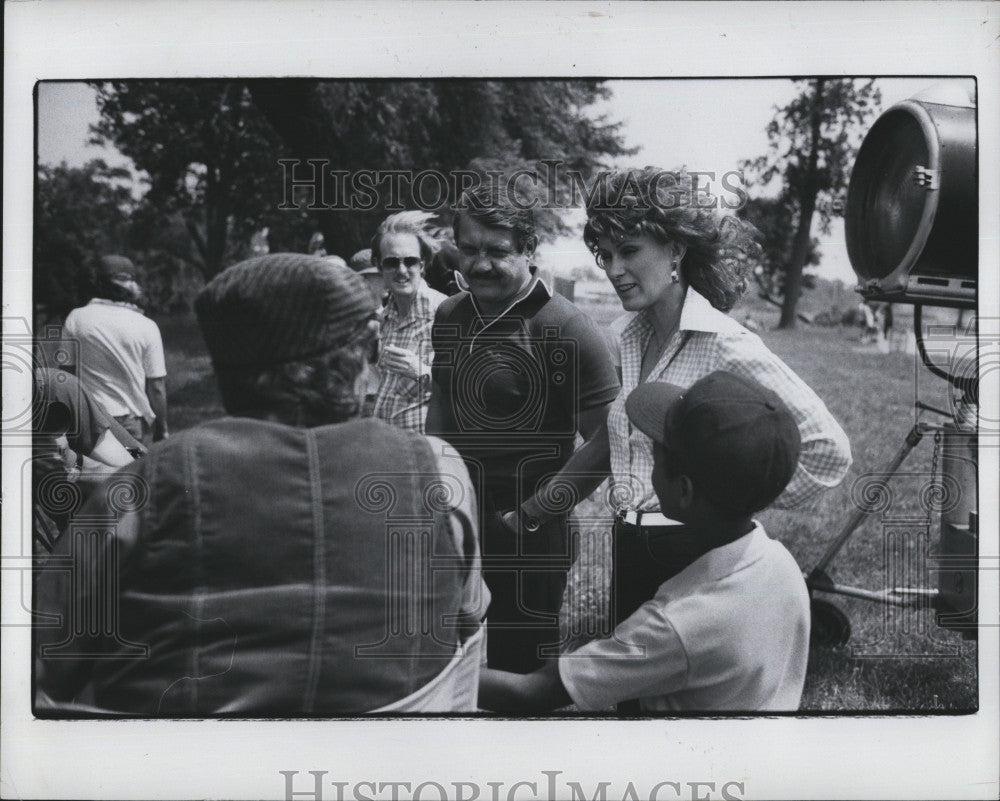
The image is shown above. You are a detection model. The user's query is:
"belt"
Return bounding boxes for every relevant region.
[616,510,683,528]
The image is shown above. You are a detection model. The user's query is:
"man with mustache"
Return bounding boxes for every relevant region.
[427,184,620,674]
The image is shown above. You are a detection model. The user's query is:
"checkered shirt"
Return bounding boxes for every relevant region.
[371,281,447,433]
[608,288,852,512]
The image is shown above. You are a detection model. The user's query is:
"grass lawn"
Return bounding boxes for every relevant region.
[156,291,977,713]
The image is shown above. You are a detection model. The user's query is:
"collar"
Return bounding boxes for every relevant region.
[383,280,439,322]
[468,272,550,328]
[677,286,745,334]
[621,286,743,344]
[662,523,769,592]
[89,297,144,314]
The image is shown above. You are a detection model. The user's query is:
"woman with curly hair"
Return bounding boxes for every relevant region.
[583,167,853,627]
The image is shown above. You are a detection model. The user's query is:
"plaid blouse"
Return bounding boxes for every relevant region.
[608,288,852,512]
[371,281,446,433]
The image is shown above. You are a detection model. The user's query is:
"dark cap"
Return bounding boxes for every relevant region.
[625,371,801,514]
[195,253,373,370]
[97,254,140,281]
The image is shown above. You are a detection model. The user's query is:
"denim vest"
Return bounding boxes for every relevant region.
[41,417,472,715]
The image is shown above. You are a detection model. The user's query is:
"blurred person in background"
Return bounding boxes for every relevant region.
[32,366,141,556]
[426,239,463,297]
[307,231,327,257]
[349,247,384,415]
[61,255,168,446]
[349,248,386,310]
[368,212,447,433]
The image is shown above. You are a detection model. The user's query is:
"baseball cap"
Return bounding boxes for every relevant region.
[349,248,379,276]
[195,253,374,370]
[625,371,801,514]
[96,254,141,282]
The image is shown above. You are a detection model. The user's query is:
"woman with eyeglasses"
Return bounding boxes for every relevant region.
[584,167,853,629]
[368,211,447,433]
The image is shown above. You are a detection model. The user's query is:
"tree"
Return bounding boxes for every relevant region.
[90,81,315,279]
[87,79,633,283]
[34,159,134,319]
[248,79,636,255]
[737,195,821,325]
[740,79,881,328]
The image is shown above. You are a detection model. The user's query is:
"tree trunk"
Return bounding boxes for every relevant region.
[200,166,229,279]
[778,80,825,330]
[780,192,818,328]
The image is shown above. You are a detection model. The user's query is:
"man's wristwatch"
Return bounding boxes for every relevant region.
[518,508,542,533]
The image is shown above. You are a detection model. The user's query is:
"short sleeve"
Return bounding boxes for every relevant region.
[427,300,463,437]
[429,298,457,386]
[60,311,79,367]
[558,601,689,710]
[142,321,167,379]
[556,312,620,417]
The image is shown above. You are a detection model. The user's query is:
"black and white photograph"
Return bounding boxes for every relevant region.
[3,2,998,799]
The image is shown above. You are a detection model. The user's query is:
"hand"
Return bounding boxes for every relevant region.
[56,435,75,470]
[499,509,520,534]
[498,509,542,534]
[380,345,424,381]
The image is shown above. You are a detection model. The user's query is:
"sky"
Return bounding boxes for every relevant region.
[37,77,975,284]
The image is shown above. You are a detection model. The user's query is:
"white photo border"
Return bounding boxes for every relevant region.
[4,2,999,799]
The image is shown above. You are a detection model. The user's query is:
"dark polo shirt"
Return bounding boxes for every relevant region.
[429,278,619,507]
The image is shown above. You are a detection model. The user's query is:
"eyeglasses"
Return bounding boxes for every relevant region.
[379,256,422,270]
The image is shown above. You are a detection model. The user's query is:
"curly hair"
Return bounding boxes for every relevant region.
[583,167,761,312]
[215,317,378,428]
[370,211,440,268]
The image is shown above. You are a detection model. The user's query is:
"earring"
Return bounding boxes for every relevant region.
[670,265,679,284]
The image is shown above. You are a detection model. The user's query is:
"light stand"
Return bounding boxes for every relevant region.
[807,307,978,644]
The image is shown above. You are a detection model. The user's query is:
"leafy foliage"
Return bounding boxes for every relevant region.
[738,195,819,299]
[34,160,134,320]
[89,81,315,278]
[249,79,636,256]
[740,79,881,328]
[86,80,633,281]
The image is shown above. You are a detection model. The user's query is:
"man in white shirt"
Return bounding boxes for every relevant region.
[62,255,167,446]
[479,370,811,712]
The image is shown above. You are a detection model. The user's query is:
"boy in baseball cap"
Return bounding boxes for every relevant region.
[479,370,812,712]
